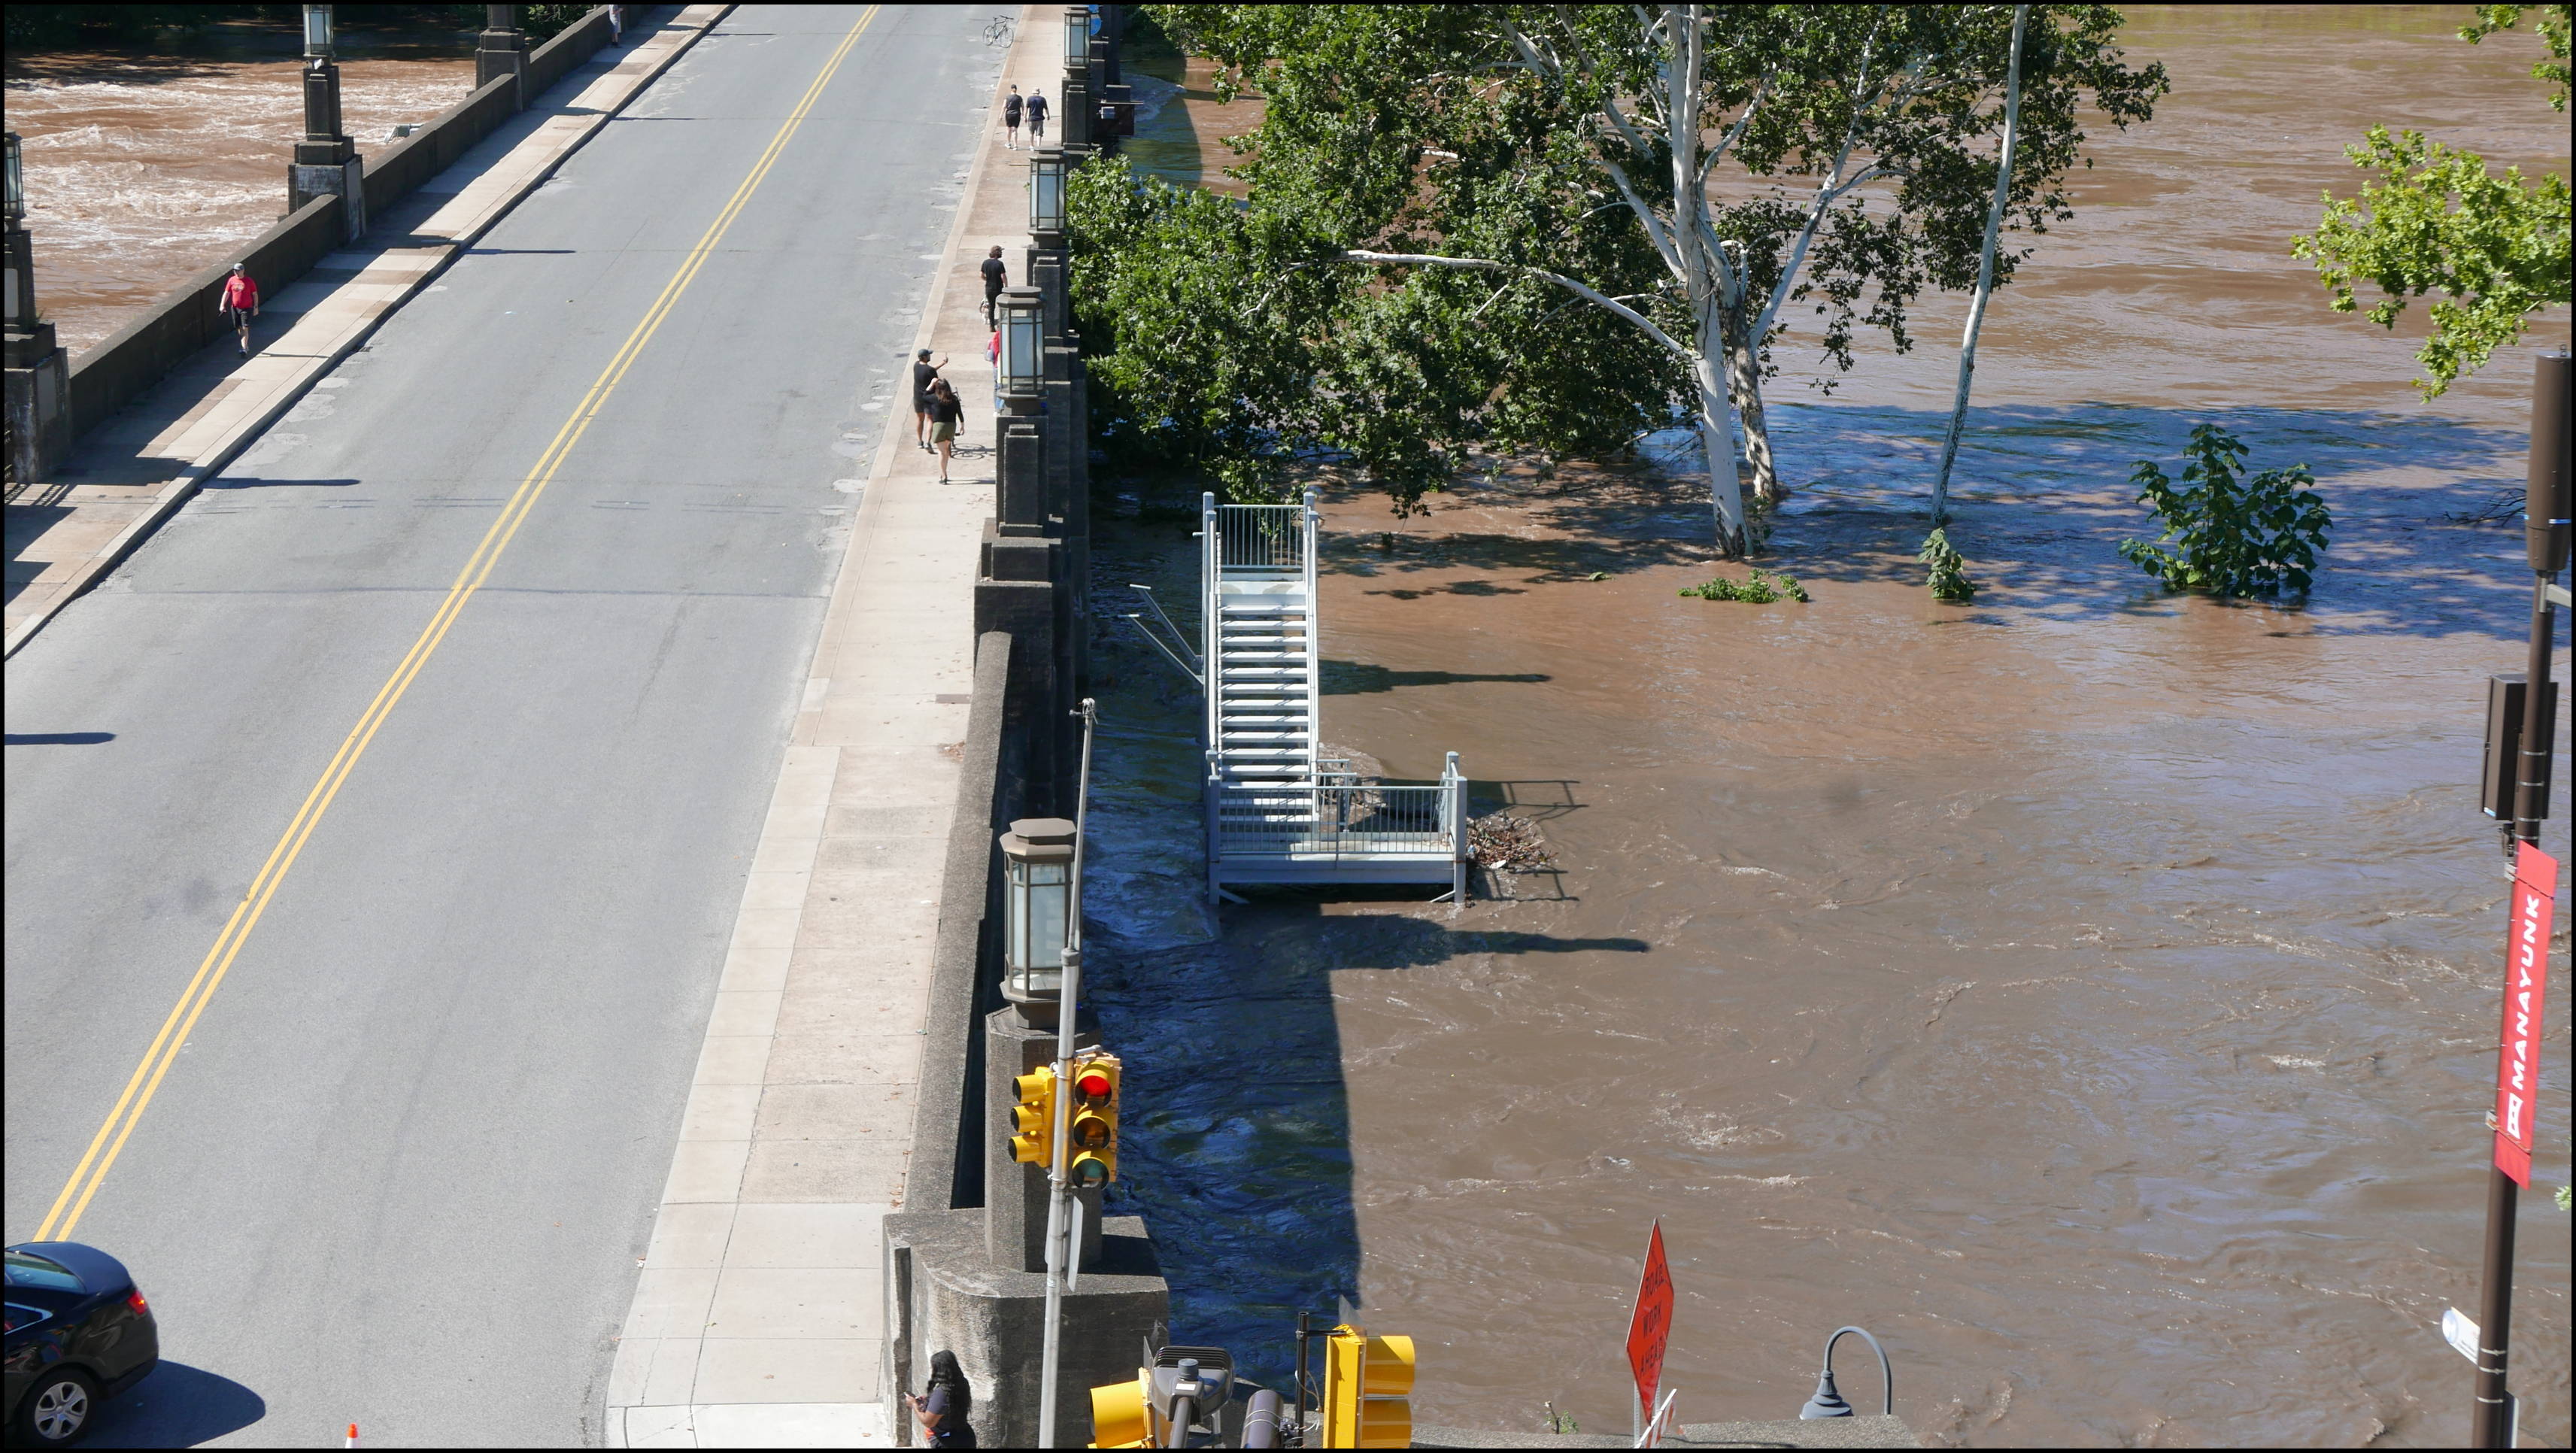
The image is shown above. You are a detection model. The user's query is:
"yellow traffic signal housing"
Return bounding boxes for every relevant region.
[1088,1370,1148,1448]
[1320,1324,1413,1448]
[1010,1066,1058,1167]
[1067,1053,1121,1187]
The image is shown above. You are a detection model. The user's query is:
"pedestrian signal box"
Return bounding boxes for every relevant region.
[1068,1052,1121,1187]
[1320,1324,1413,1448]
[1010,1065,1057,1167]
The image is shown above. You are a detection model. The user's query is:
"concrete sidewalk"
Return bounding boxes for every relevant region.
[2,5,730,657]
[599,7,1053,1448]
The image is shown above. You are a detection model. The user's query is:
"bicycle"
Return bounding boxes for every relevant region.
[982,15,1012,47]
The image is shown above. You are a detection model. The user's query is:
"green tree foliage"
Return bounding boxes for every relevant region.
[2292,5,2571,398]
[1072,4,2162,551]
[1919,527,1978,601]
[2119,426,2331,599]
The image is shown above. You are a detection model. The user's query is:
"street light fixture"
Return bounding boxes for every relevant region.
[5,133,23,224]
[1000,817,1076,1005]
[303,5,335,59]
[1029,148,1068,239]
[1799,1326,1892,1419]
[999,287,1045,397]
[1063,5,1092,71]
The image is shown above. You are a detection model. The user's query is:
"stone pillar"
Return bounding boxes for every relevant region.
[1062,71,1091,149]
[883,1208,1169,1448]
[476,5,529,107]
[4,188,71,484]
[288,60,365,239]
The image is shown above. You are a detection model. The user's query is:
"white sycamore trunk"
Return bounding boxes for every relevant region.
[1931,5,2031,521]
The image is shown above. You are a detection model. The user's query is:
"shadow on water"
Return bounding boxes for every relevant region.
[1318,400,2536,642]
[1085,511,1640,1388]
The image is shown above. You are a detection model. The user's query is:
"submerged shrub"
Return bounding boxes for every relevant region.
[2120,424,2332,597]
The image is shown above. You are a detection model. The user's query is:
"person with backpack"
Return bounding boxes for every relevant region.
[1002,85,1024,150]
[1025,89,1049,144]
[219,262,260,357]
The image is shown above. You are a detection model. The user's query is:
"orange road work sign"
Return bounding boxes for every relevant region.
[1626,1221,1673,1421]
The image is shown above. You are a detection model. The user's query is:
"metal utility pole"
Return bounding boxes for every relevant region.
[2471,347,2568,1449]
[1037,698,1099,1448]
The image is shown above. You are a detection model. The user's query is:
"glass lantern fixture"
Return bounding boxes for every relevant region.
[1029,149,1068,238]
[5,132,23,224]
[1000,818,1076,1003]
[998,287,1045,396]
[303,5,335,59]
[1062,5,1093,70]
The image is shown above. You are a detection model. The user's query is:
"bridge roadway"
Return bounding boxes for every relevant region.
[2,6,1006,1443]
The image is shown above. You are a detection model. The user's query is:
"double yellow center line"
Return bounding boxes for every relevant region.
[32,5,882,1245]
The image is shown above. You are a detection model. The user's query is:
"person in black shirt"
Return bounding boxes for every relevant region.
[1003,85,1024,150]
[1025,89,1048,143]
[905,1351,976,1447]
[928,378,964,482]
[981,247,1007,326]
[912,348,945,453]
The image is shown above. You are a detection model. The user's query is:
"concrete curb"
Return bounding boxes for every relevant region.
[2,4,735,661]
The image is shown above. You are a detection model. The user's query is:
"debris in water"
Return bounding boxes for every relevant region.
[1468,813,1558,872]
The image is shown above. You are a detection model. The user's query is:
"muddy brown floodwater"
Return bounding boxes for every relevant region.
[7,39,475,356]
[1092,6,2571,1448]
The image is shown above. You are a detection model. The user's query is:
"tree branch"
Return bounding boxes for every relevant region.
[1337,250,1692,356]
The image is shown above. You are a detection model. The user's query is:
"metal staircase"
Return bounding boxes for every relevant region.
[1195,491,1467,905]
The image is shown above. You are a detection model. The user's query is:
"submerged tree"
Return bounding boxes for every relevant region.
[1076,4,2162,556]
[2292,4,2571,397]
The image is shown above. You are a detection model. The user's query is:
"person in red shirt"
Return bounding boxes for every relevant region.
[219,263,260,356]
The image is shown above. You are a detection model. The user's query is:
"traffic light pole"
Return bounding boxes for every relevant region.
[1038,699,1100,1448]
[2470,350,2568,1449]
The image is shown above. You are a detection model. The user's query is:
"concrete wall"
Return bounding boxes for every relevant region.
[527,5,620,97]
[360,74,518,219]
[909,629,1017,1214]
[65,5,633,446]
[67,194,343,438]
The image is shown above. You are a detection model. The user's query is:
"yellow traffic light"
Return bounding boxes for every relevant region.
[1067,1053,1121,1187]
[1088,1370,1148,1448]
[1320,1325,1413,1448]
[1010,1066,1057,1167]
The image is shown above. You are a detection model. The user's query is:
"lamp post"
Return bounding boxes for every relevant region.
[5,131,71,484]
[1060,5,1093,149]
[999,818,1076,1017]
[288,5,366,239]
[477,4,529,105]
[2467,348,2568,1450]
[1798,1326,1893,1421]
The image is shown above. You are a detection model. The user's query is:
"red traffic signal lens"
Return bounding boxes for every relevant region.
[1077,1069,1112,1098]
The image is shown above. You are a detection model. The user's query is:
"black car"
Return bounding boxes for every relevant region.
[5,1244,158,1448]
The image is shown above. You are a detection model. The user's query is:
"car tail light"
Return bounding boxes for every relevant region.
[126,1288,150,1317]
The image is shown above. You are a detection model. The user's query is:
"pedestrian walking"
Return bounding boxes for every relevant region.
[1025,89,1048,144]
[219,262,260,357]
[903,1351,977,1448]
[607,5,624,44]
[980,246,1007,326]
[912,348,945,452]
[988,324,1003,415]
[1002,85,1024,150]
[928,378,964,482]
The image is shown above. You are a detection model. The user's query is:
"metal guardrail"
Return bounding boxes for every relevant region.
[1213,758,1467,862]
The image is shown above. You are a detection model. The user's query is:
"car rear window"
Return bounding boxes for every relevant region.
[4,1252,83,1293]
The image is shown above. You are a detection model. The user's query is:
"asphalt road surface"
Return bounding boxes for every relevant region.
[4,7,1008,1443]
